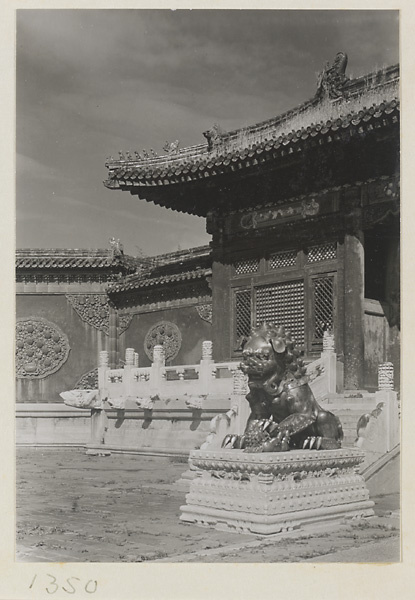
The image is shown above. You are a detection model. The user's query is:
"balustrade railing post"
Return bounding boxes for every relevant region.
[150,345,165,395]
[378,362,394,391]
[321,330,337,394]
[376,362,399,452]
[199,341,214,395]
[124,348,135,398]
[98,350,109,397]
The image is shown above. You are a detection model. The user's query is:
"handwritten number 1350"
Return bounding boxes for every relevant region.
[29,574,98,594]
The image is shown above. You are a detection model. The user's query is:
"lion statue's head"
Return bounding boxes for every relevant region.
[240,322,307,385]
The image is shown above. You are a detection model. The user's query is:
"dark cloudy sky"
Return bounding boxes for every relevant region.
[16,9,399,256]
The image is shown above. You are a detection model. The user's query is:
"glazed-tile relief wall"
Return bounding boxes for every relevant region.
[16,294,109,403]
[16,293,213,402]
[119,304,213,368]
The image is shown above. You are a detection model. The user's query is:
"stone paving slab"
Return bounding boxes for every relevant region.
[304,537,401,563]
[16,448,400,563]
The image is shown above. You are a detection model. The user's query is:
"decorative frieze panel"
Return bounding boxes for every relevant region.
[363,201,399,228]
[16,271,120,284]
[237,198,320,232]
[196,304,213,324]
[66,294,133,335]
[144,321,182,362]
[364,175,400,205]
[16,318,70,379]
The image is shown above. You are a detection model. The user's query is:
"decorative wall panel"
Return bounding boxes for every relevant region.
[119,313,134,335]
[144,321,182,362]
[66,294,132,335]
[74,368,99,390]
[16,317,70,379]
[196,304,213,324]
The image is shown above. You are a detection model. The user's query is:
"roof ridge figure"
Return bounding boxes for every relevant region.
[316,51,350,100]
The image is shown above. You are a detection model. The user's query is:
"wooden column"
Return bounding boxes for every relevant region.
[108,306,119,368]
[208,212,233,362]
[343,204,365,389]
[211,257,232,361]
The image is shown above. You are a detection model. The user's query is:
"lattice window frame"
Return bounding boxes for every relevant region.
[307,242,337,264]
[234,258,260,276]
[310,273,336,344]
[234,288,252,351]
[268,250,297,270]
[254,280,305,348]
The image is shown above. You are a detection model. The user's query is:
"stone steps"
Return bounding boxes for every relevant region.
[321,391,378,449]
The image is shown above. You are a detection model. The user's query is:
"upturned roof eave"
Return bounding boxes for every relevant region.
[104,63,399,179]
[104,100,400,217]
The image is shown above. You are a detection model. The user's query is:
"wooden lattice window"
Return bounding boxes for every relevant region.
[312,275,335,341]
[255,280,305,347]
[235,289,252,341]
[234,258,259,275]
[269,250,297,269]
[307,243,337,263]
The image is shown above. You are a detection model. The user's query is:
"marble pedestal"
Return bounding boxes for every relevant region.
[180,448,374,535]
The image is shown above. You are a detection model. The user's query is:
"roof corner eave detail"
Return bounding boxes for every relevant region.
[103,61,399,216]
[103,178,122,190]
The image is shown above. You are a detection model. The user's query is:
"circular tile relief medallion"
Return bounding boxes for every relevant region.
[16,317,70,378]
[144,321,182,362]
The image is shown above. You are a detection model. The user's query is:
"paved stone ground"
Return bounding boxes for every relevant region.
[16,448,400,563]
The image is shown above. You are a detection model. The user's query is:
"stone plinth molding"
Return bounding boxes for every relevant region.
[180,448,374,535]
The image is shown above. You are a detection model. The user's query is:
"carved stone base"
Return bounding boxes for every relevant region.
[180,448,374,535]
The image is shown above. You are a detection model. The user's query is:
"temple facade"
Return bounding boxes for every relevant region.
[16,55,400,406]
[103,55,400,393]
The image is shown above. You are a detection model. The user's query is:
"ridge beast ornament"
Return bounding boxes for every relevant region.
[316,51,349,100]
[223,323,343,452]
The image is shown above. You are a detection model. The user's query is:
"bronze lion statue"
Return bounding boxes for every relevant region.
[223,323,343,452]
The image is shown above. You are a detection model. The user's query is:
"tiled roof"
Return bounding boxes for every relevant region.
[145,245,211,268]
[107,267,212,294]
[107,245,212,294]
[15,245,213,293]
[104,65,399,201]
[16,249,139,272]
